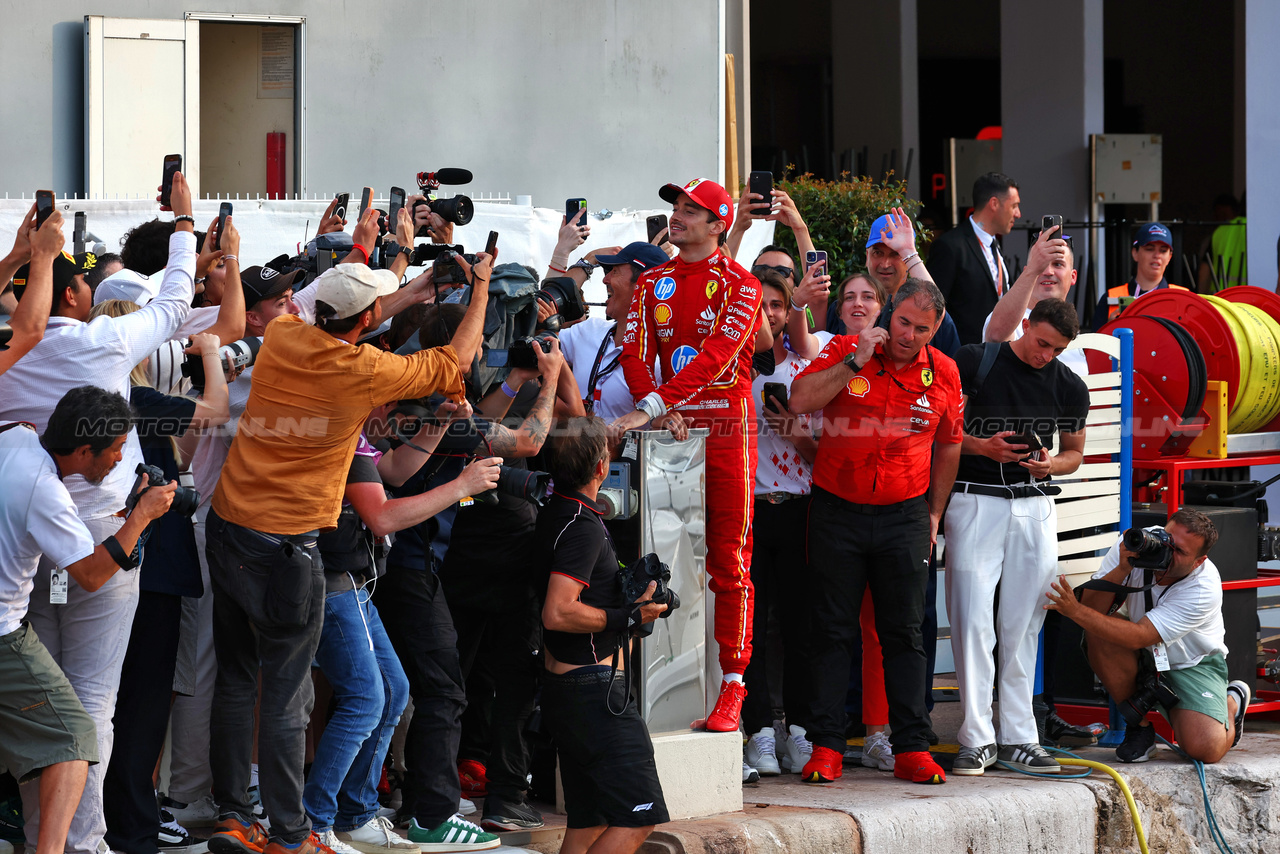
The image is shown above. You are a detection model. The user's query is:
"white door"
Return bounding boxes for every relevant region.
[85,16,200,199]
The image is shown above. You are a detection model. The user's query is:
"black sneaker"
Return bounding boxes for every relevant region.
[479,794,544,831]
[159,808,210,853]
[1228,680,1251,748]
[0,795,24,842]
[1116,722,1157,763]
[1042,711,1102,747]
[997,743,1061,774]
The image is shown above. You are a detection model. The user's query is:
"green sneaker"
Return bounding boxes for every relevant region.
[406,817,500,852]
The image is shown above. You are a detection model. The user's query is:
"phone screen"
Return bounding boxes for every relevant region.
[160,154,182,208]
[566,198,587,225]
[388,187,406,229]
[215,203,233,251]
[647,215,668,245]
[35,191,54,228]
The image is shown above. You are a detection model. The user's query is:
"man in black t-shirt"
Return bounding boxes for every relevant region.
[944,298,1089,777]
[536,416,668,854]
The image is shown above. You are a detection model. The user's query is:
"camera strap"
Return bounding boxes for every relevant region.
[1077,566,1185,614]
[605,607,642,717]
[585,324,619,411]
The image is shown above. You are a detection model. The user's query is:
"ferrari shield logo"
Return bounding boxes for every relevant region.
[921,369,934,387]
[706,281,719,299]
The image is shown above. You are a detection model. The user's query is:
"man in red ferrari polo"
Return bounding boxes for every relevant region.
[615,178,763,732]
[790,277,963,785]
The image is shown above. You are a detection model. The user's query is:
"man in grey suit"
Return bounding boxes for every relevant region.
[927,173,1020,345]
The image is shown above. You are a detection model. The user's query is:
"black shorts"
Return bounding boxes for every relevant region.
[541,665,669,829]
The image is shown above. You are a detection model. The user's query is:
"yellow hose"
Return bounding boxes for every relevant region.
[1057,758,1149,854]
[1204,295,1280,433]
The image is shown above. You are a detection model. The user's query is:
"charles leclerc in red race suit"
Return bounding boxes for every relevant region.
[619,177,763,732]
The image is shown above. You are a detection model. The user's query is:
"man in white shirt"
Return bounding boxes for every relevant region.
[1045,508,1249,764]
[0,386,174,854]
[0,174,196,854]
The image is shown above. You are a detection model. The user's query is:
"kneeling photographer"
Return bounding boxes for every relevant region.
[1045,509,1249,764]
[537,416,670,854]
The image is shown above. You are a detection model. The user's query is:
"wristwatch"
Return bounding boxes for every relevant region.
[571,259,598,279]
[843,351,864,372]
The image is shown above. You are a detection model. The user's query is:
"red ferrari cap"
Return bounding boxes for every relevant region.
[658,178,733,229]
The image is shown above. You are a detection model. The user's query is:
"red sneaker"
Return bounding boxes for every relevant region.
[893,750,946,784]
[705,680,747,732]
[459,759,489,798]
[801,746,844,783]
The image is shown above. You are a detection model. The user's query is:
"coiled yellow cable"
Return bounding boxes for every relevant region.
[1056,758,1149,854]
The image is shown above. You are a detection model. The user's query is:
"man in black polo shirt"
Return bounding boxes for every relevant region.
[536,416,668,854]
[945,298,1089,777]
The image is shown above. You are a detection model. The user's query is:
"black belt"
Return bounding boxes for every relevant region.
[952,481,1061,499]
[757,491,805,505]
[813,486,924,515]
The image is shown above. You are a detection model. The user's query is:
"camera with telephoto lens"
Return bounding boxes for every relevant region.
[471,465,551,507]
[412,168,475,230]
[616,553,680,637]
[487,277,587,370]
[1117,670,1180,727]
[1123,526,1175,570]
[125,463,200,518]
[181,337,261,392]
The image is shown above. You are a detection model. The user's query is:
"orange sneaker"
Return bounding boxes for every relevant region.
[458,759,489,798]
[263,831,337,854]
[705,680,747,732]
[801,746,844,783]
[207,817,269,854]
[893,750,946,784]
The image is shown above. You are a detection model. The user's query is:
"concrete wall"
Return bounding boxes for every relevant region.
[1245,0,1280,290]
[0,0,724,209]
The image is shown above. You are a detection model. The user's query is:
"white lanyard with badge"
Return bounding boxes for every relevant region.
[50,566,69,604]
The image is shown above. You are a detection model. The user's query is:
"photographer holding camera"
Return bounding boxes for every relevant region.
[1045,509,1249,764]
[536,416,669,854]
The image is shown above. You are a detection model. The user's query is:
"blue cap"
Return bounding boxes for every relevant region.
[866,214,895,250]
[594,242,670,272]
[1133,222,1172,247]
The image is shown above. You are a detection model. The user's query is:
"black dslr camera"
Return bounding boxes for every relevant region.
[616,553,680,637]
[1118,669,1180,726]
[125,463,200,518]
[401,243,477,288]
[473,465,551,507]
[1123,526,1175,570]
[488,277,587,370]
[412,168,475,229]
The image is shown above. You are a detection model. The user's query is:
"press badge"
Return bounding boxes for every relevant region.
[50,567,68,604]
[1151,642,1170,672]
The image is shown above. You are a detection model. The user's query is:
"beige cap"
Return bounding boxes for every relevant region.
[313,263,400,319]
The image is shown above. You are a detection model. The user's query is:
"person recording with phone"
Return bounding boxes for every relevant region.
[0,204,66,376]
[945,298,1088,777]
[1044,509,1249,765]
[536,415,669,854]
[0,172,196,854]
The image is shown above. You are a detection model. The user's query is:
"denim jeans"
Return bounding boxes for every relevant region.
[206,509,325,845]
[304,586,409,833]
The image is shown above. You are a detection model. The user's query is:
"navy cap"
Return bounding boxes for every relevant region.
[1133,222,1172,248]
[594,242,670,272]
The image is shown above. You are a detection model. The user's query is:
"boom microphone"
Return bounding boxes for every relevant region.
[418,168,473,186]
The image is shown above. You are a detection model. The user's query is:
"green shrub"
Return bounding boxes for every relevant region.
[770,171,931,290]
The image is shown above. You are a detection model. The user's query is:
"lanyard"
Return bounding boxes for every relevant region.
[585,324,620,411]
[873,345,935,394]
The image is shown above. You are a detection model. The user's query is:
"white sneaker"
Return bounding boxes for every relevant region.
[337,817,418,854]
[159,794,219,828]
[458,797,476,816]
[742,761,760,784]
[861,731,894,772]
[778,724,814,774]
[318,830,363,854]
[745,727,782,776]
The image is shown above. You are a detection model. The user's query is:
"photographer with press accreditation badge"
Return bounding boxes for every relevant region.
[1045,509,1249,764]
[536,416,669,854]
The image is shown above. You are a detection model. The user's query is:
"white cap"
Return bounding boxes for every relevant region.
[93,268,158,307]
[313,263,400,319]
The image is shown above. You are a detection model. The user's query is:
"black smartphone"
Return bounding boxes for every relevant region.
[762,382,788,413]
[74,211,86,253]
[388,187,406,229]
[360,187,374,217]
[35,190,54,229]
[160,154,182,208]
[485,230,499,256]
[647,214,669,245]
[748,171,773,214]
[1041,214,1063,237]
[333,192,350,222]
[1008,432,1044,453]
[214,202,232,251]
[805,250,828,279]
[566,198,587,225]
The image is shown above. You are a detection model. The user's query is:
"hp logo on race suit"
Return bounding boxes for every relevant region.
[672,345,698,373]
[654,276,677,301]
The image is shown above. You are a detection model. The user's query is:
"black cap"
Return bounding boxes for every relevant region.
[241,265,304,306]
[12,251,92,300]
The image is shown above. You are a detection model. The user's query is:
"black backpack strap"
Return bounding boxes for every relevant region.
[968,341,1001,400]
